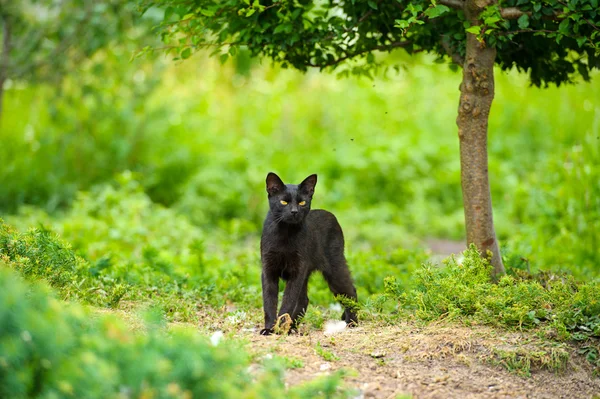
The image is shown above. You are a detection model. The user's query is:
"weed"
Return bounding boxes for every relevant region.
[488,346,569,377]
[282,356,305,369]
[316,342,340,362]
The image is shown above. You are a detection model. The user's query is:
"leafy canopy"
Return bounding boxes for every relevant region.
[145,0,600,86]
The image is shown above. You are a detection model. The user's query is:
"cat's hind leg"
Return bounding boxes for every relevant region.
[322,262,358,326]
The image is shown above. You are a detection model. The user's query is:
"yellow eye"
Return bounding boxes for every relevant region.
[280,200,288,205]
[299,201,306,206]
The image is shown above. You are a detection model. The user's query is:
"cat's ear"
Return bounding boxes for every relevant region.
[266,172,285,196]
[299,174,317,197]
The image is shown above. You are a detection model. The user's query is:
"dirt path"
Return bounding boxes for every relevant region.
[244,322,600,399]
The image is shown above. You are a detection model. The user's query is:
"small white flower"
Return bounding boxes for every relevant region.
[324,320,347,335]
[320,363,331,371]
[210,331,224,346]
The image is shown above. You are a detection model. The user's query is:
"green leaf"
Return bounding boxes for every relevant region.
[367,0,378,10]
[219,53,229,64]
[465,25,481,35]
[558,18,570,34]
[517,14,529,29]
[533,3,542,12]
[576,36,587,47]
[181,48,191,59]
[200,9,215,17]
[484,16,501,26]
[424,5,450,19]
[274,24,287,34]
[164,7,174,21]
[394,19,410,29]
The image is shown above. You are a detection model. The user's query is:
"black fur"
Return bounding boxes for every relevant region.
[259,172,358,335]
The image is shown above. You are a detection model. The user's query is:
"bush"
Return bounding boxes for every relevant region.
[0,266,349,398]
[397,246,600,366]
[4,175,426,320]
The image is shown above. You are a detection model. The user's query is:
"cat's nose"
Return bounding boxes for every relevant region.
[291,208,298,214]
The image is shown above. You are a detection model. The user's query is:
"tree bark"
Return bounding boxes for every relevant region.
[457,0,506,277]
[0,13,11,122]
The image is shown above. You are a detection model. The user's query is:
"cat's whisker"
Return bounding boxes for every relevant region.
[267,213,285,229]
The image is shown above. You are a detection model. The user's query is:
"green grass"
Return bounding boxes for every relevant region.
[488,345,570,377]
[316,342,341,362]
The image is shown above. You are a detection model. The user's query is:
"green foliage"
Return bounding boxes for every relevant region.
[3,53,599,276]
[2,174,422,325]
[0,267,349,398]
[150,0,600,86]
[0,220,128,308]
[398,246,600,366]
[0,195,256,322]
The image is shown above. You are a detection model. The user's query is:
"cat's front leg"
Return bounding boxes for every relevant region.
[277,270,307,330]
[260,269,279,335]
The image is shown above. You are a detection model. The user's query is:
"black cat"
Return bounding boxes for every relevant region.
[259,172,358,335]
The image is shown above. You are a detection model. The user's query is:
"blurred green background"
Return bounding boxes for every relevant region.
[2,45,599,278]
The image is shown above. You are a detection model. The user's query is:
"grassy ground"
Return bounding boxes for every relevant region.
[2,218,600,397]
[94,304,600,399]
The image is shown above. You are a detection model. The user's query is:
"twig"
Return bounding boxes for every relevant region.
[438,0,463,10]
[500,7,528,20]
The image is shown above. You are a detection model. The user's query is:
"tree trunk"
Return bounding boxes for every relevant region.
[457,0,505,277]
[0,13,11,122]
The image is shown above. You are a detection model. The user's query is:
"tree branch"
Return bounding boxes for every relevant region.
[0,12,12,119]
[501,7,566,21]
[1,15,10,77]
[438,0,464,10]
[500,7,529,20]
[437,2,559,21]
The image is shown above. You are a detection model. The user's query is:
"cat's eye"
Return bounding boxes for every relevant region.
[280,200,288,205]
[298,201,306,206]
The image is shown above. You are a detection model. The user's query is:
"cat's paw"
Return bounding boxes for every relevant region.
[259,328,274,336]
[342,310,358,327]
[288,326,299,335]
[346,320,358,328]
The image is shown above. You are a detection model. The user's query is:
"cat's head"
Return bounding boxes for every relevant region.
[265,172,317,225]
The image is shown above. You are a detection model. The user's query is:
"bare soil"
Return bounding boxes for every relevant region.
[244,322,600,399]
